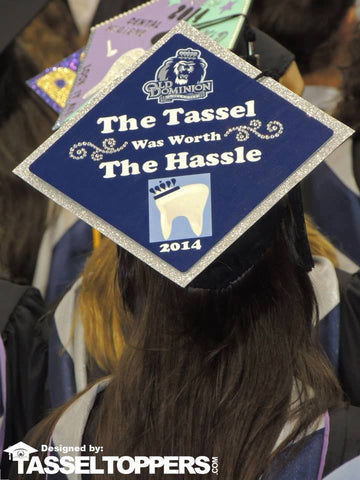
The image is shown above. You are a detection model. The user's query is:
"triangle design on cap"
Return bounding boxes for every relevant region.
[14,22,354,287]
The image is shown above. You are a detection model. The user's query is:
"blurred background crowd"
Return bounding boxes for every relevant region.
[2,1,360,479]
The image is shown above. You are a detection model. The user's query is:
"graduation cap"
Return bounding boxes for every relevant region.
[56,0,206,127]
[3,441,38,461]
[56,0,253,128]
[189,0,253,50]
[26,49,84,114]
[14,22,353,288]
[0,0,49,54]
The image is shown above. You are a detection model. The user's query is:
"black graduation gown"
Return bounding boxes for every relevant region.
[337,269,360,407]
[0,278,51,475]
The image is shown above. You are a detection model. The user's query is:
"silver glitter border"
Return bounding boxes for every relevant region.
[14,21,354,287]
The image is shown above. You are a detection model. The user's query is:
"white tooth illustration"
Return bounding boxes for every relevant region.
[154,184,209,240]
[82,47,145,99]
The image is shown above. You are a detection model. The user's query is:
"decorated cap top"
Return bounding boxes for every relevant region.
[14,22,353,287]
[55,0,253,127]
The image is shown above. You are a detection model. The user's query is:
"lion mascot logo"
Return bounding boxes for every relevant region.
[155,48,207,86]
[142,47,213,103]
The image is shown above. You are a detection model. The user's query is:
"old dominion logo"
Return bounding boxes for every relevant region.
[143,48,213,104]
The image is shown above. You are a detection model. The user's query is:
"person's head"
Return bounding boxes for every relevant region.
[0,40,56,156]
[0,160,49,283]
[0,0,85,283]
[91,202,341,480]
[0,41,55,282]
[334,22,360,130]
[77,214,338,381]
[250,0,356,76]
[77,214,338,368]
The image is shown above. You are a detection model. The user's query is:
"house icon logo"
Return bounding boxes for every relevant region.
[3,441,38,461]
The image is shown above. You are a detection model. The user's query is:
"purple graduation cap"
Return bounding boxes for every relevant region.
[55,0,207,128]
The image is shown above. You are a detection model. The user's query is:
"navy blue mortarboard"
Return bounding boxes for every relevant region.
[14,22,353,287]
[0,0,49,55]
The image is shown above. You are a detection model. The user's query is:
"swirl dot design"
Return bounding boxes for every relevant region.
[224,120,284,142]
[69,138,128,161]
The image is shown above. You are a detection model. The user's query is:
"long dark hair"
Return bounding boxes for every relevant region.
[0,41,56,283]
[93,209,342,479]
[250,0,355,74]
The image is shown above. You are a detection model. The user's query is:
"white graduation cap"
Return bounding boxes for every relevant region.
[4,441,38,461]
